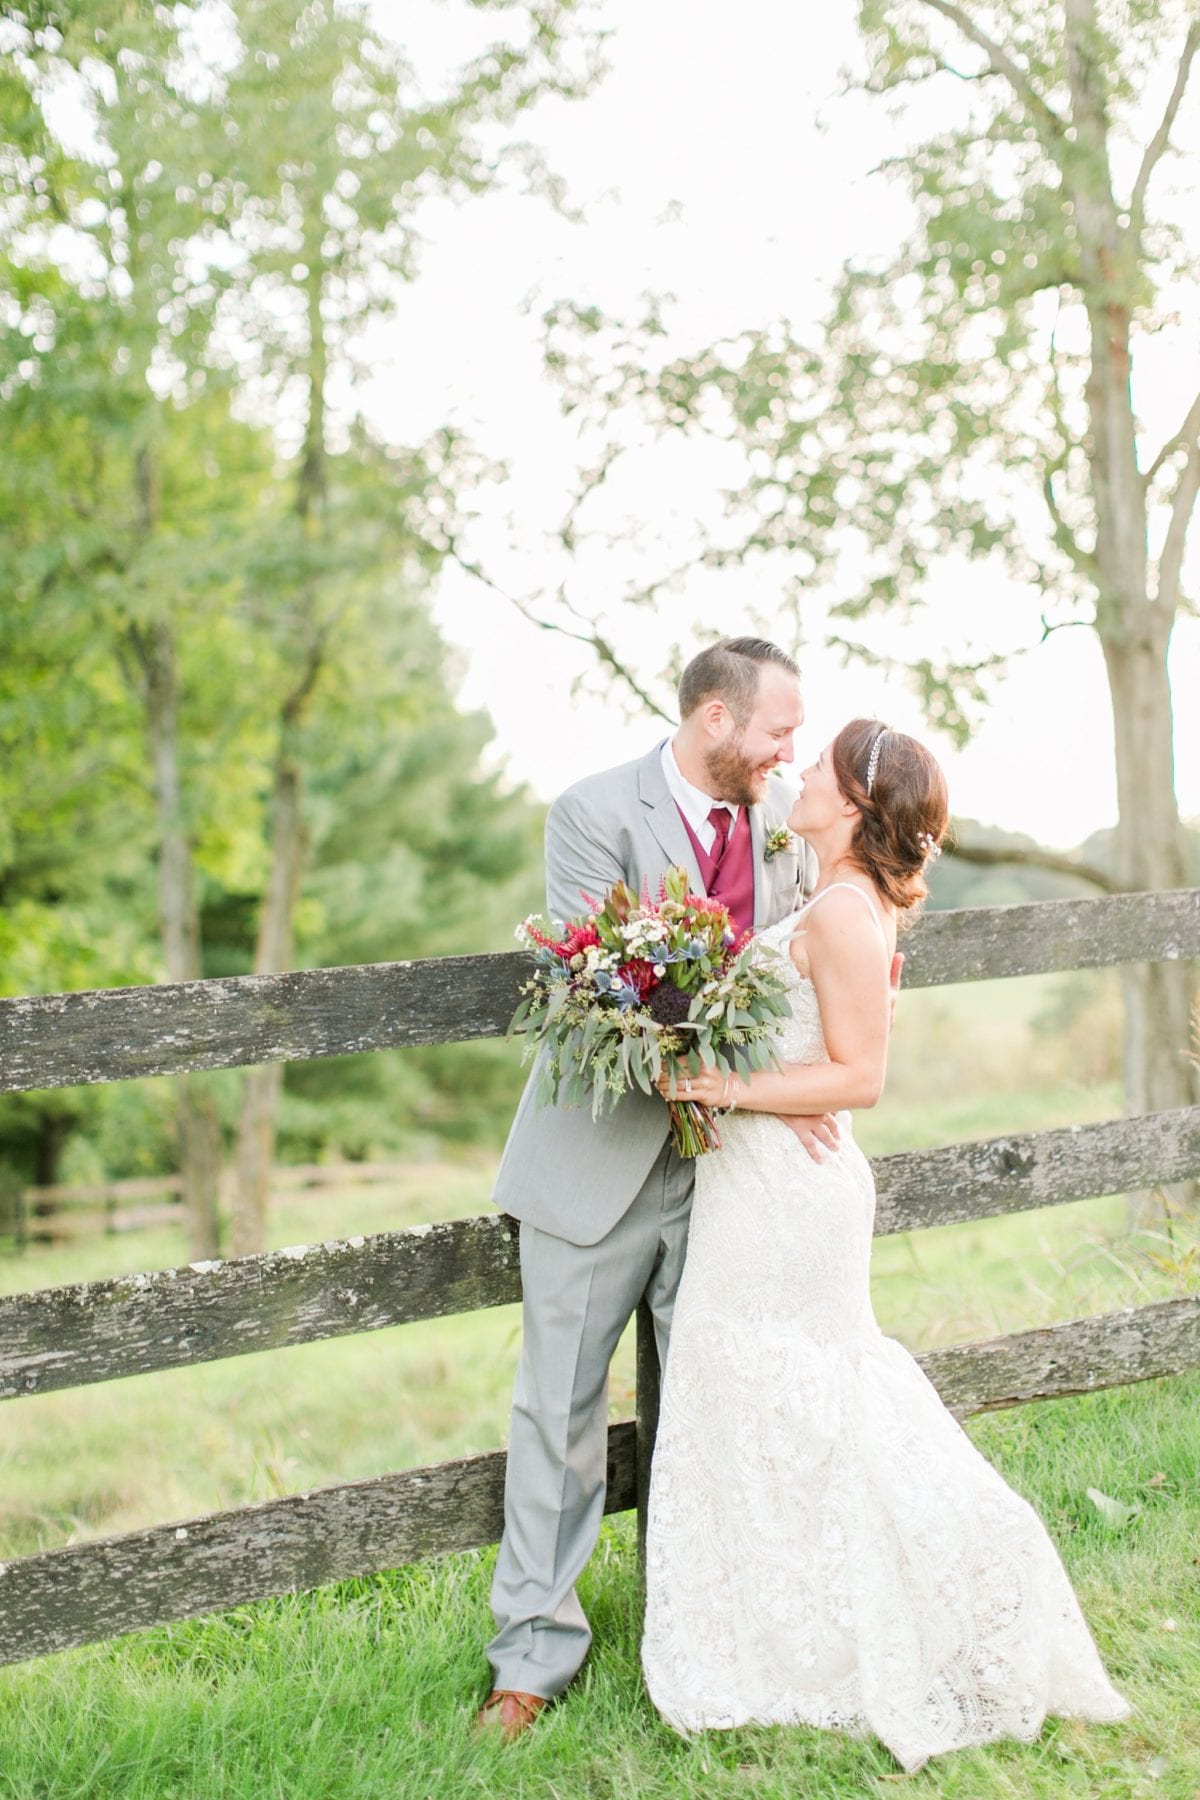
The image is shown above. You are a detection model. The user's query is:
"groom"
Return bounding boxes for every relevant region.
[477,636,831,1740]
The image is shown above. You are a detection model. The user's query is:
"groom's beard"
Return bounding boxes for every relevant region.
[704,732,769,808]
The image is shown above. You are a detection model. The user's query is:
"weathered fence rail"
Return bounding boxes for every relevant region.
[4,1106,1199,1402]
[4,888,1198,1093]
[0,888,1196,1669]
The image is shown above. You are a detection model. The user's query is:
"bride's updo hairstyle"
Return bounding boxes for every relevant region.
[831,718,949,913]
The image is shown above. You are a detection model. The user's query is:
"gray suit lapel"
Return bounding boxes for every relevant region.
[638,746,705,893]
[750,802,766,929]
[757,778,808,923]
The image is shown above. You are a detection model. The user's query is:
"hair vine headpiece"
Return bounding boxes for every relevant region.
[917,831,942,863]
[864,728,888,796]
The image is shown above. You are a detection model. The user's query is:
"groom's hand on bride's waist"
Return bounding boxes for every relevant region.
[889,951,904,1028]
[779,1113,841,1162]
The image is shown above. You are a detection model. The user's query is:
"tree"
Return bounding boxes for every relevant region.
[0,383,157,1191]
[266,601,547,1164]
[2,0,601,1249]
[205,0,600,1251]
[0,1,278,1252]
[522,0,1200,1156]
[844,0,1200,1139]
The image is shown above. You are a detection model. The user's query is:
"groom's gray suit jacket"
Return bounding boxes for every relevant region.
[492,742,816,1246]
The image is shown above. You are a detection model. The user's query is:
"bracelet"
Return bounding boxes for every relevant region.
[720,1075,740,1112]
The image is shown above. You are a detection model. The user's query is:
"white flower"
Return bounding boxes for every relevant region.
[620,918,668,950]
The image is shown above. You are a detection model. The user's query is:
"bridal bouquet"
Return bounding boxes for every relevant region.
[509,865,791,1156]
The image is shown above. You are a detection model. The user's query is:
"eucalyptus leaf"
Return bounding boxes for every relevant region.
[1085,1488,1140,1530]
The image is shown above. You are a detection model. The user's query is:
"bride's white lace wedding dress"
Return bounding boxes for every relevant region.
[641,889,1129,1773]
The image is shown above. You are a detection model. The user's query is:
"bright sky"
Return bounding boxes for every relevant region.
[373,2,1198,847]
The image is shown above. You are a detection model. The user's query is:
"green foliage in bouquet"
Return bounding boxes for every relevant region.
[510,867,793,1155]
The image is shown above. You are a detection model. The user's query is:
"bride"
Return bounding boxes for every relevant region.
[642,718,1129,1773]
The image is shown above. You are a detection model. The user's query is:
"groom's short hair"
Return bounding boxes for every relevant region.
[678,636,800,725]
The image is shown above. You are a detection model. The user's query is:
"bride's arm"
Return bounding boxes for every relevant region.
[672,893,892,1115]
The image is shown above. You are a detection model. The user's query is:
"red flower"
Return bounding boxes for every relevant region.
[561,923,601,958]
[524,922,569,955]
[619,960,660,999]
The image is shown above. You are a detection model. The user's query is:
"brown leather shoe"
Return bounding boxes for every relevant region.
[474,1688,548,1743]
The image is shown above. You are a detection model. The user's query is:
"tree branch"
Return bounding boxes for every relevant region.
[1142,386,1200,490]
[1129,20,1200,238]
[1039,612,1095,641]
[915,0,1065,143]
[862,60,986,93]
[447,545,674,723]
[556,443,621,556]
[1041,468,1097,579]
[1034,301,1100,594]
[947,837,1120,893]
[1156,436,1200,613]
[280,620,329,729]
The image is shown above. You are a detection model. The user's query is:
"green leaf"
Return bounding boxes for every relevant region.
[578,1006,602,1066]
[629,1047,652,1094]
[1085,1488,1140,1530]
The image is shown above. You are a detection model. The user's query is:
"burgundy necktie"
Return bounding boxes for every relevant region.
[707,805,732,869]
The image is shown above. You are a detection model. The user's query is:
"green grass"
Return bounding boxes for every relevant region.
[0,1374,1195,1798]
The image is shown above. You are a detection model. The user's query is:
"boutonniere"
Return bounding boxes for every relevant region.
[764,826,795,862]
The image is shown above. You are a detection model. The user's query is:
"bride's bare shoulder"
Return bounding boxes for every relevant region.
[792,884,894,964]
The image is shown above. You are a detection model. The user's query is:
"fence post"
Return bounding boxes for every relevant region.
[635,1297,661,1569]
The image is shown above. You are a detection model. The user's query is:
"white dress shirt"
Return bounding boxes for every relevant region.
[661,739,739,855]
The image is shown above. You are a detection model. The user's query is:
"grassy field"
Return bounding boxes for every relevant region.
[0,1376,1195,1799]
[0,965,1196,1794]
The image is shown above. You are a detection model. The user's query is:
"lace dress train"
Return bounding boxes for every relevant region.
[640,904,1129,1773]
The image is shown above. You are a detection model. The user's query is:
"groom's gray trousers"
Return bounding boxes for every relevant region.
[486,1137,694,1698]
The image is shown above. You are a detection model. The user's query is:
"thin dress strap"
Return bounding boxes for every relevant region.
[796,881,888,945]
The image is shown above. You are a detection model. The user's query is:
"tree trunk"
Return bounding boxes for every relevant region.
[230,751,307,1257]
[230,243,326,1256]
[33,1111,68,1189]
[179,1083,223,1260]
[135,610,222,1259]
[1064,0,1199,1219]
[1102,629,1199,1223]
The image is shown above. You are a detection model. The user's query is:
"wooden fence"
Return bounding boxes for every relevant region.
[5,1160,424,1246]
[0,889,1197,1667]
